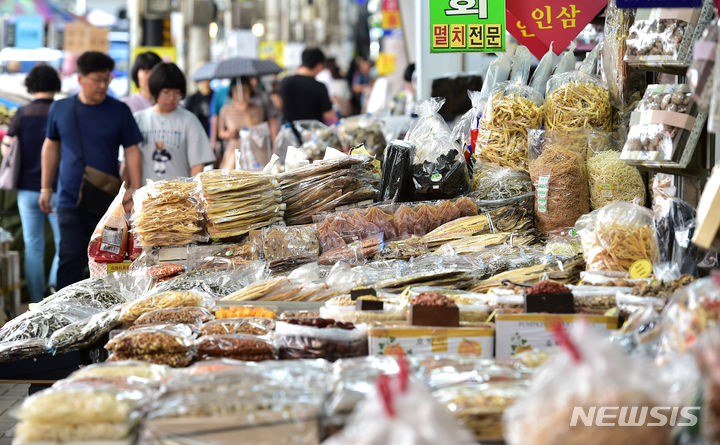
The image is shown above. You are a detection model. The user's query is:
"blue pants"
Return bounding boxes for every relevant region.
[57,207,101,290]
[16,190,60,303]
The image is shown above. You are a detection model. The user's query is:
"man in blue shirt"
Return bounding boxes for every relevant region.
[39,51,143,289]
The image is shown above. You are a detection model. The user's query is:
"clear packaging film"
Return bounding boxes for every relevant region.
[660,276,720,353]
[277,156,380,225]
[222,121,272,171]
[553,41,578,75]
[471,164,533,202]
[509,45,532,84]
[337,114,387,158]
[195,334,276,361]
[275,319,368,361]
[475,82,544,172]
[256,224,320,271]
[199,317,275,337]
[105,323,195,355]
[585,131,645,209]
[134,306,214,328]
[621,84,707,167]
[528,130,590,235]
[197,169,284,240]
[576,202,659,272]
[274,119,342,163]
[88,185,129,263]
[529,43,555,98]
[119,289,215,323]
[131,178,206,248]
[545,72,613,131]
[68,360,170,381]
[451,90,482,162]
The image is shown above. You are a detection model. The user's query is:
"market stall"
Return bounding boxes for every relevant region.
[3,1,720,444]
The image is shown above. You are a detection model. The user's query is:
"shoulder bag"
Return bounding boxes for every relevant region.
[0,108,23,190]
[73,96,123,216]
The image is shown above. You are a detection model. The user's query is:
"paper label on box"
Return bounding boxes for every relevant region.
[369,327,494,357]
[494,314,617,358]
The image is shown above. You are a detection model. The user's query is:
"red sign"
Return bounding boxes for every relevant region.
[506,0,607,58]
[382,0,399,12]
[506,10,551,59]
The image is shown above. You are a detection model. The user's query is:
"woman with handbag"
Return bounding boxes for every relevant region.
[1,65,62,302]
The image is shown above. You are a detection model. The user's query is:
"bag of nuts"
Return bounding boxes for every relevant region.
[621,84,707,167]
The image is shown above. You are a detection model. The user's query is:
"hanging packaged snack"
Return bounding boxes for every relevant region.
[88,185,129,263]
[586,131,646,210]
[131,179,207,248]
[575,201,659,273]
[528,130,590,236]
[475,82,544,172]
[688,19,717,113]
[625,5,708,67]
[197,169,284,239]
[404,98,471,200]
[380,140,414,202]
[545,72,613,131]
[337,114,387,158]
[620,84,707,168]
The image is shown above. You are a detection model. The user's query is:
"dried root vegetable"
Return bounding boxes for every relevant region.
[545,73,612,131]
[586,150,645,209]
[476,86,544,171]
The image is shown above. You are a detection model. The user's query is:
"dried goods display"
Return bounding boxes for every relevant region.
[216,305,277,319]
[197,169,284,239]
[278,157,380,225]
[380,140,414,202]
[471,164,533,202]
[587,149,645,209]
[475,83,544,171]
[68,360,170,381]
[274,119,342,162]
[134,307,213,327]
[88,187,128,263]
[199,317,275,336]
[276,319,368,361]
[120,290,215,323]
[576,202,659,272]
[105,324,195,355]
[337,114,387,158]
[108,350,194,367]
[131,179,206,248]
[528,130,590,235]
[621,84,706,167]
[545,72,613,131]
[257,224,320,271]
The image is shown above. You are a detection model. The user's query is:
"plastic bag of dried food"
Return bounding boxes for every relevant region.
[404,99,470,200]
[120,289,215,323]
[529,43,555,98]
[276,319,368,361]
[471,164,533,202]
[451,90,482,162]
[553,41,578,75]
[195,334,276,361]
[660,275,720,353]
[337,114,387,158]
[88,185,128,263]
[131,178,207,248]
[625,8,700,65]
[694,327,720,444]
[0,302,102,343]
[545,72,612,131]
[134,306,213,327]
[621,84,706,167]
[575,201,659,272]
[477,54,512,119]
[105,324,195,355]
[654,198,700,279]
[509,45,532,85]
[323,364,475,445]
[528,129,590,236]
[199,317,274,337]
[259,224,320,264]
[586,131,645,209]
[380,140,415,202]
[503,324,678,445]
[688,19,717,113]
[69,360,170,381]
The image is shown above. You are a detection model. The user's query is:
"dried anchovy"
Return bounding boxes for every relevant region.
[0,304,102,343]
[36,276,129,310]
[49,309,122,353]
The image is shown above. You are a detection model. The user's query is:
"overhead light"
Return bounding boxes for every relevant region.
[209,22,219,39]
[251,22,265,37]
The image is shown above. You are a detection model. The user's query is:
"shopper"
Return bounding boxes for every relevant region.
[1,65,62,302]
[134,62,215,183]
[218,78,266,169]
[122,51,162,113]
[184,79,213,136]
[316,58,352,117]
[209,82,231,167]
[39,51,143,290]
[278,48,336,124]
[352,57,372,113]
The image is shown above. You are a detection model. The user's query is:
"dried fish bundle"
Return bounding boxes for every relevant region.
[435,231,539,256]
[197,170,284,239]
[132,179,206,248]
[278,157,380,225]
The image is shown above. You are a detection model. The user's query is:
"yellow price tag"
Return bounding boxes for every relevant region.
[629,259,653,279]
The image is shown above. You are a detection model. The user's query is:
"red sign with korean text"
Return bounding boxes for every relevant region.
[506,10,551,59]
[506,0,607,58]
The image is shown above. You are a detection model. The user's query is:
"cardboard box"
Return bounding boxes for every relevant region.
[368,324,494,357]
[494,313,618,358]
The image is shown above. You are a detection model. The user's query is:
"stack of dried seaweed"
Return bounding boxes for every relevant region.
[197,170,284,239]
[278,157,380,225]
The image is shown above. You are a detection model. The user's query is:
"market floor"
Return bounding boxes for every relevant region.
[0,383,27,445]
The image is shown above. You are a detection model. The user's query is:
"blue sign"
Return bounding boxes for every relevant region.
[617,0,701,7]
[15,16,44,49]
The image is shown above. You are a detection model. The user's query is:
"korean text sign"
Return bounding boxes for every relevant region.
[430,0,506,52]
